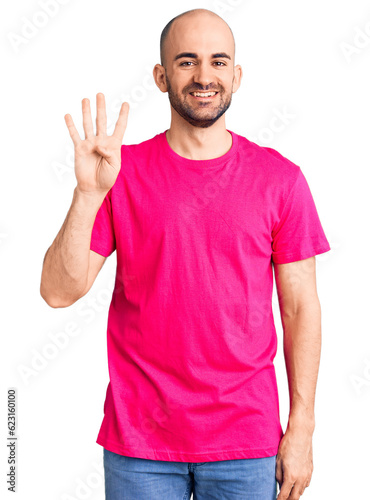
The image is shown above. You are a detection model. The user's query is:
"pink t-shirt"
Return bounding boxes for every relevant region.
[90,129,331,462]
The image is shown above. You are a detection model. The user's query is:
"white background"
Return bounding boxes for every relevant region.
[1,0,369,498]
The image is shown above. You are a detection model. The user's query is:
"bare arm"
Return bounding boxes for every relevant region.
[40,93,129,308]
[40,189,108,307]
[274,256,320,497]
[274,255,320,429]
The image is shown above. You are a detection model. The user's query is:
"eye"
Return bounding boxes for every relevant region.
[179,60,226,67]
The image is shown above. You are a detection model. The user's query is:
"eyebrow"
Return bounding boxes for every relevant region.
[174,52,231,61]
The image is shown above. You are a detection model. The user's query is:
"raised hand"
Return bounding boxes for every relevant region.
[64,93,129,195]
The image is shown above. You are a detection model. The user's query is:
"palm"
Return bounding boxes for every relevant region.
[65,93,129,194]
[74,134,122,193]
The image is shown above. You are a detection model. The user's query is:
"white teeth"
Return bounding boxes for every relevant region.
[191,92,217,97]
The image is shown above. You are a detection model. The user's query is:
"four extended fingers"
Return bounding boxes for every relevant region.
[65,94,129,145]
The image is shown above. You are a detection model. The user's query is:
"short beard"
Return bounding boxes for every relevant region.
[165,74,232,129]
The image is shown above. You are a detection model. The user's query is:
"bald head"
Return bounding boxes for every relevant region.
[160,9,235,68]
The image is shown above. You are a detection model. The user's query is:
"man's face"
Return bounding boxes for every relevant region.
[162,14,239,128]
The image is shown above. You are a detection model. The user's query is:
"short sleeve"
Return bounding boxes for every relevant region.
[90,189,116,257]
[271,168,331,264]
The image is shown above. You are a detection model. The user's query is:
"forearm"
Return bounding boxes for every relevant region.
[282,299,322,433]
[40,186,107,307]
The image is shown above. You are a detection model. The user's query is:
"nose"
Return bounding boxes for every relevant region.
[192,62,214,89]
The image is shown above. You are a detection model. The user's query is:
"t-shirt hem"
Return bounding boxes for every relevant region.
[272,242,331,264]
[90,242,114,257]
[97,435,279,462]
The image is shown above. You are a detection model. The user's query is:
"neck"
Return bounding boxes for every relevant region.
[166,114,232,161]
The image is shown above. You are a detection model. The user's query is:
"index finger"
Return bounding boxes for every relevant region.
[112,102,129,142]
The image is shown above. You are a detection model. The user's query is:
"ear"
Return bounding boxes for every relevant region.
[153,64,168,93]
[232,64,243,93]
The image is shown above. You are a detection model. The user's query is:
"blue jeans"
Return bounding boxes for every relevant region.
[103,447,278,499]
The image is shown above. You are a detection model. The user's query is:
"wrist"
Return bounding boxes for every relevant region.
[288,409,315,434]
[74,185,109,203]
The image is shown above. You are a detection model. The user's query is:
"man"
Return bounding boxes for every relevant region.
[40,8,331,500]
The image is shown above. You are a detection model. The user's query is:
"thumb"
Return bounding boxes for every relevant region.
[95,144,112,159]
[275,456,283,486]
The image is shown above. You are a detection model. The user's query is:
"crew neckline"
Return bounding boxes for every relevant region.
[160,129,239,169]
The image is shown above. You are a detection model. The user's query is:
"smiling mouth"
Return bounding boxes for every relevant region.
[189,91,218,99]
